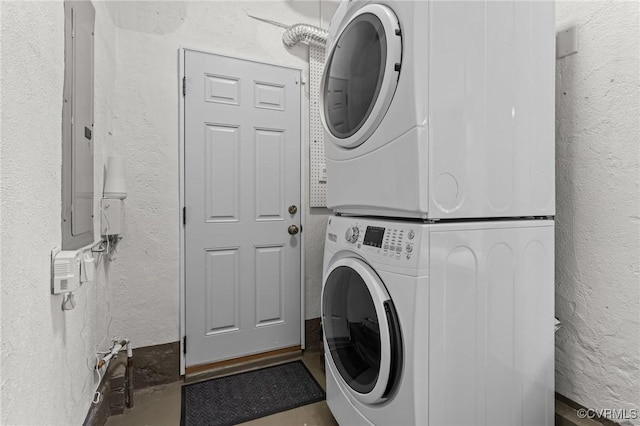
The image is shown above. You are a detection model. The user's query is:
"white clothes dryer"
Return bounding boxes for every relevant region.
[322,214,555,425]
[321,1,556,219]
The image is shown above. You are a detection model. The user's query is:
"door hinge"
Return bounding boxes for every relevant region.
[182,76,186,96]
[183,207,186,225]
[183,335,187,354]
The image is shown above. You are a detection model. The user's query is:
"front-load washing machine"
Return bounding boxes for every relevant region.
[322,214,555,425]
[321,0,555,219]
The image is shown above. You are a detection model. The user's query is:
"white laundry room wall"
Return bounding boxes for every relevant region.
[1,1,119,424]
[107,1,337,348]
[555,1,640,423]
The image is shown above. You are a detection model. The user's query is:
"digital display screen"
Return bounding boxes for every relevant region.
[363,226,385,248]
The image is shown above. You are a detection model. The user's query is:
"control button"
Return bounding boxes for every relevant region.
[390,245,396,252]
[345,226,359,243]
[396,246,402,253]
[406,254,411,260]
[406,243,413,253]
[408,230,415,240]
[383,244,389,250]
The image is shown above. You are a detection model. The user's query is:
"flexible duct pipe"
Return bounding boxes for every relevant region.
[282,23,328,47]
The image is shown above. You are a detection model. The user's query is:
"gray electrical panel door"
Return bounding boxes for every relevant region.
[62,1,95,249]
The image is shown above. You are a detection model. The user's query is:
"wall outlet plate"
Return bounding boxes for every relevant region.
[556,22,578,59]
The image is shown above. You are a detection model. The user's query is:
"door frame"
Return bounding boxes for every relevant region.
[178,47,307,374]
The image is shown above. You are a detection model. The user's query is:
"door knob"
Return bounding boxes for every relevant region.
[288,205,298,215]
[288,225,299,235]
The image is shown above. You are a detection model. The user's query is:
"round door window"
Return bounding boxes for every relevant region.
[323,13,387,139]
[323,266,382,394]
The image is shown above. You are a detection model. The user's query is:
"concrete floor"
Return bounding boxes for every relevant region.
[106,351,337,426]
[106,350,599,426]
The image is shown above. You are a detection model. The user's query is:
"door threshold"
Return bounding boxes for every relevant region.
[185,345,302,383]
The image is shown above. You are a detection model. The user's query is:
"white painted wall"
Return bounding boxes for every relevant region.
[0,2,118,424]
[555,2,640,424]
[1,0,638,424]
[107,1,337,347]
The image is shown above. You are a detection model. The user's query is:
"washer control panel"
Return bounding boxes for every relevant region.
[344,225,359,243]
[328,215,423,263]
[380,226,415,260]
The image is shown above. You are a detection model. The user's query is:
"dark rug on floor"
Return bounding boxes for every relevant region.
[181,361,325,426]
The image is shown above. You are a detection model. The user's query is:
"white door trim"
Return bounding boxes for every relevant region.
[178,47,306,374]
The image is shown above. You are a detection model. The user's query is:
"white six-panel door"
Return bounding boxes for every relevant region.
[184,50,302,367]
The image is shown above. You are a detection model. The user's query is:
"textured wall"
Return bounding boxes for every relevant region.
[0,2,118,424]
[107,1,336,348]
[555,2,640,424]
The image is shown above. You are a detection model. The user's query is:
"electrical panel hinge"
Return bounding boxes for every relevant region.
[182,77,186,96]
[183,207,186,225]
[183,336,186,354]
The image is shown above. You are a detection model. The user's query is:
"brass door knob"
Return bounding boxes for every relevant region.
[288,225,299,235]
[288,205,298,215]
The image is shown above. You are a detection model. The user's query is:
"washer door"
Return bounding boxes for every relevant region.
[320,4,402,149]
[322,258,403,405]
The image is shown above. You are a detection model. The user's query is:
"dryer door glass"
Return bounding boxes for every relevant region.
[324,14,386,139]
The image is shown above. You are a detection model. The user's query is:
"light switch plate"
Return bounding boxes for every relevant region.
[319,164,327,183]
[557,23,578,59]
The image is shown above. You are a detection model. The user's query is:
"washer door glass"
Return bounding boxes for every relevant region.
[322,259,402,403]
[322,4,402,149]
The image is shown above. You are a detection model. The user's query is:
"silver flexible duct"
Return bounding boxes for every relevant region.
[282,24,328,48]
[247,15,328,48]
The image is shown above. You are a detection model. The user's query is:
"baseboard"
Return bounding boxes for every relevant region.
[83,356,128,426]
[133,341,181,389]
[83,341,181,426]
[305,317,323,351]
[556,393,621,426]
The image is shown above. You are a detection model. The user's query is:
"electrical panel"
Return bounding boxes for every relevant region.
[62,1,95,249]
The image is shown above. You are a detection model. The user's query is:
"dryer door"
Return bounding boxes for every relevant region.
[322,257,403,405]
[320,4,402,149]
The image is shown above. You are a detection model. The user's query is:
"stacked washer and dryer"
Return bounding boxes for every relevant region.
[319,1,556,425]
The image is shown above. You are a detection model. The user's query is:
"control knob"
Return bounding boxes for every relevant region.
[345,226,359,243]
